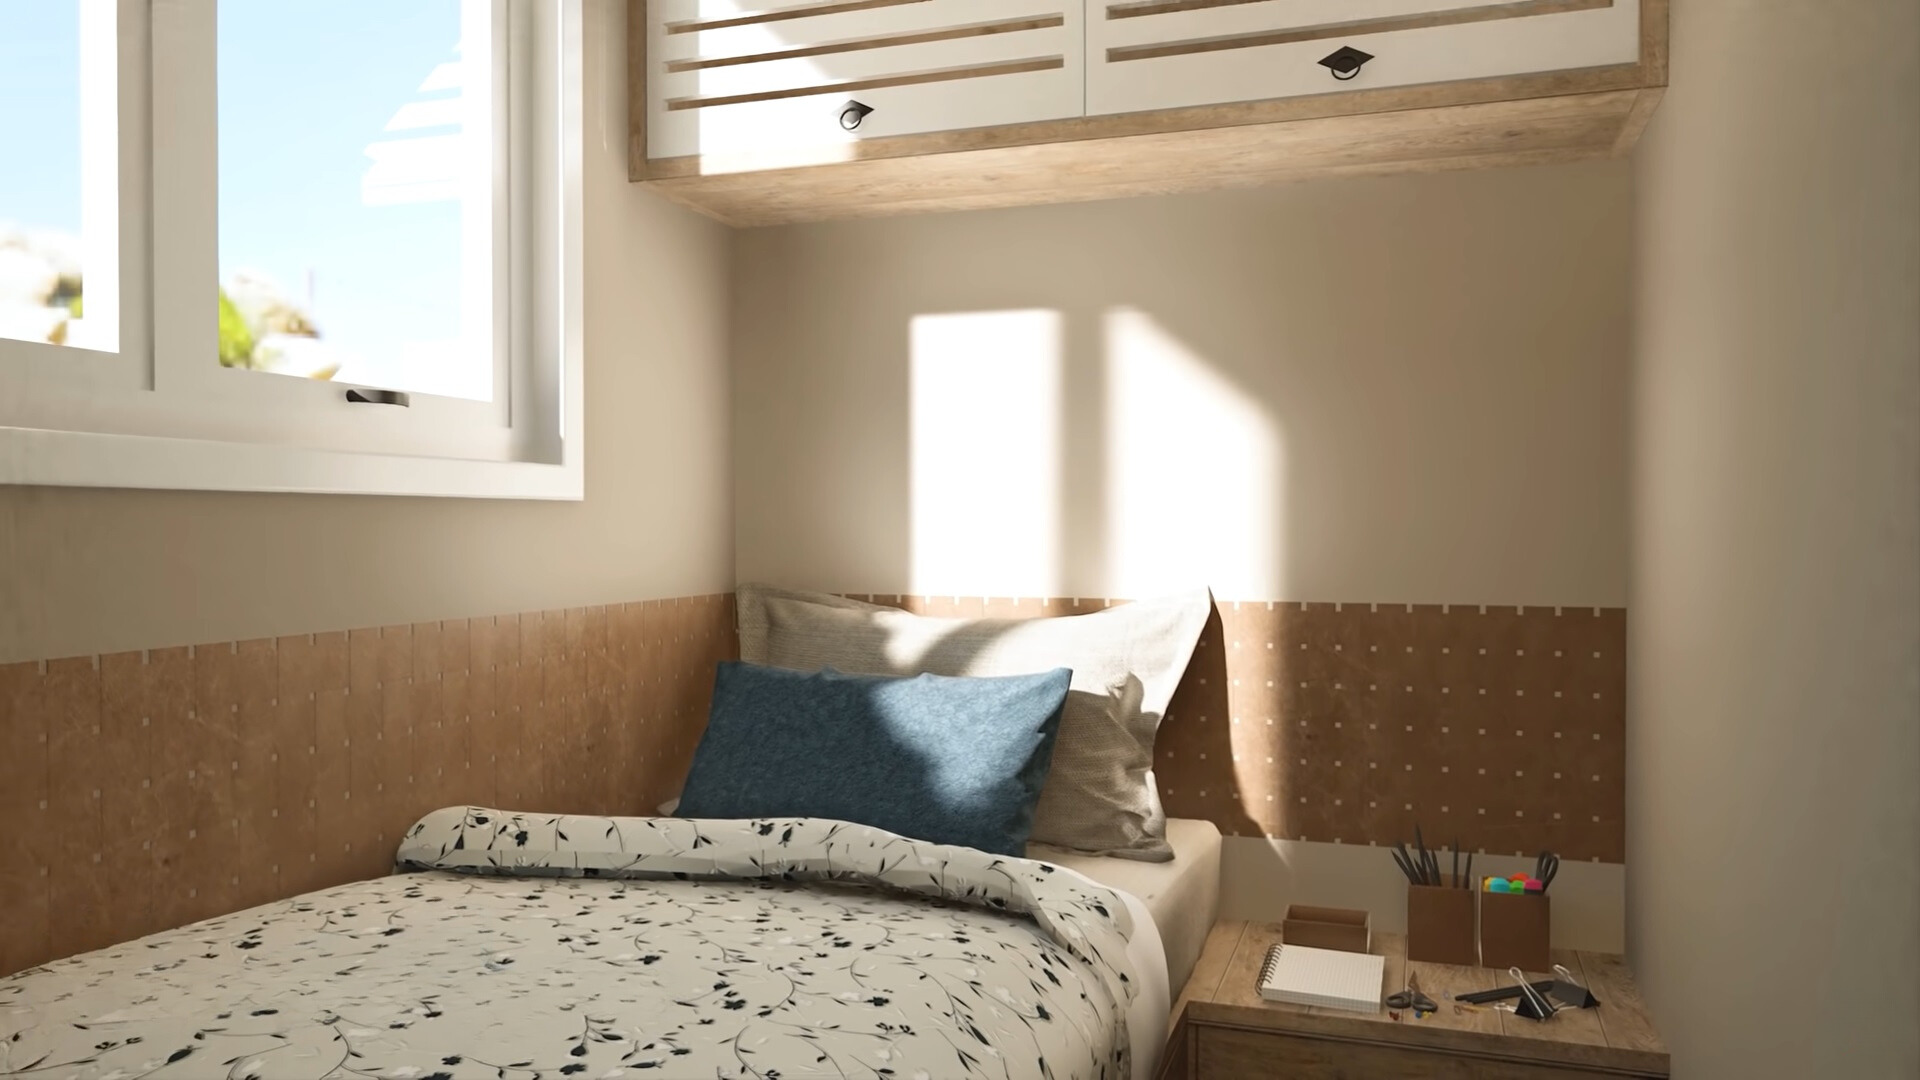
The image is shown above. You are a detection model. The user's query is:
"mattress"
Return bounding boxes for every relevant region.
[1029,818,1223,995]
[1,811,1161,1080]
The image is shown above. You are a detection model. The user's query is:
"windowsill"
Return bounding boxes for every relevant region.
[0,423,583,500]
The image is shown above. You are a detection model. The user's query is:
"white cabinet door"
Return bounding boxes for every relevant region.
[1088,0,1642,117]
[648,0,1084,165]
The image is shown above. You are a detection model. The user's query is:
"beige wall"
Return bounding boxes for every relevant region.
[0,0,734,665]
[733,161,1632,609]
[1628,1,1920,1077]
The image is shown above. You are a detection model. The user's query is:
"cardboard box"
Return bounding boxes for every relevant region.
[1281,905,1371,953]
[1406,885,1477,965]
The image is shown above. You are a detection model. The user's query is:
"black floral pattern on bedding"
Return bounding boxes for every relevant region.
[0,810,1138,1080]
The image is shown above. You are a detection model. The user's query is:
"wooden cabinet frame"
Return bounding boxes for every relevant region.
[627,0,1666,226]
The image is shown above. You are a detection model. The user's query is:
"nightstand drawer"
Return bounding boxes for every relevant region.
[1197,1025,1630,1080]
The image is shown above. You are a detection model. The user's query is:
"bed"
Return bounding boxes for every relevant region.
[0,809,1169,1080]
[4,588,1219,1080]
[1030,818,1221,997]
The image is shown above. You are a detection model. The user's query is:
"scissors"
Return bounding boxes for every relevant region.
[1385,972,1437,1016]
[1534,851,1560,893]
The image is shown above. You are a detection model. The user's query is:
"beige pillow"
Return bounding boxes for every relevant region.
[736,584,1211,860]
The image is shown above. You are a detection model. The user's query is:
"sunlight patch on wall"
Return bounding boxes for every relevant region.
[1105,307,1282,599]
[910,310,1063,598]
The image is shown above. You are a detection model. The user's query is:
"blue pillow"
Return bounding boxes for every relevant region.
[676,662,1071,856]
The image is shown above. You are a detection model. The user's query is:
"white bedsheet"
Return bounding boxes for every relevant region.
[1112,887,1170,1080]
[1030,818,1223,994]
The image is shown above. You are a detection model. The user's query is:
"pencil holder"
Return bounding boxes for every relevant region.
[1479,892,1550,971]
[1405,885,1476,965]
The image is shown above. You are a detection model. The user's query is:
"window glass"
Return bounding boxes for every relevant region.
[216,0,493,400]
[0,2,91,349]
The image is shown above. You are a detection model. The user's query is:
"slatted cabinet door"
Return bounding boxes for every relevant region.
[648,0,1085,167]
[1088,0,1644,116]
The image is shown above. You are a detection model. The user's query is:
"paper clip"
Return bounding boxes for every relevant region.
[1508,967,1560,1021]
[1550,963,1600,1009]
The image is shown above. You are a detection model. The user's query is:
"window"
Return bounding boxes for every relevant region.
[0,0,583,499]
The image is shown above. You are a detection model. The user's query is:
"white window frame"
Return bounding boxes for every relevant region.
[0,0,584,500]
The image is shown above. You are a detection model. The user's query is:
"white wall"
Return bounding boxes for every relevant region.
[1629,1,1920,1076]
[733,162,1632,609]
[0,0,734,664]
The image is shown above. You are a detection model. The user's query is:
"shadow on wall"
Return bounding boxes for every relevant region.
[1160,603,1258,837]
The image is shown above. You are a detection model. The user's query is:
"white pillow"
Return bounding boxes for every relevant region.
[736,585,1211,860]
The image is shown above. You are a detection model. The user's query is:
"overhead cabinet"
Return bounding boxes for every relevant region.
[1088,0,1642,115]
[630,0,1667,225]
[646,0,1085,163]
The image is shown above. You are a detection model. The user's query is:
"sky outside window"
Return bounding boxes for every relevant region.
[0,2,85,347]
[217,0,490,400]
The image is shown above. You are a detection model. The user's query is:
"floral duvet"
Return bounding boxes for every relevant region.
[0,810,1140,1080]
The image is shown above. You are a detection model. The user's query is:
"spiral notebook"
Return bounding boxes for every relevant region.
[1256,943,1386,1014]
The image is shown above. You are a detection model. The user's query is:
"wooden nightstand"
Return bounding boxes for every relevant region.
[1160,922,1669,1079]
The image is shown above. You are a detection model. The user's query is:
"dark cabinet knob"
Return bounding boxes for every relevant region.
[839,100,874,130]
[1318,45,1374,80]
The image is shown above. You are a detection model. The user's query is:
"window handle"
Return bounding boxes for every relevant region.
[345,388,411,407]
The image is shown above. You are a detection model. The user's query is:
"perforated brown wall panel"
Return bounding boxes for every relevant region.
[0,595,736,978]
[2,591,1625,978]
[854,595,1627,865]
